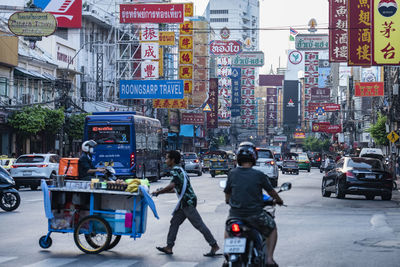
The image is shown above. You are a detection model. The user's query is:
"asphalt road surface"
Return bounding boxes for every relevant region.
[1,168,400,267]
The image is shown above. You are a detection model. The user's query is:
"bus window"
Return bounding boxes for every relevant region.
[88,125,130,144]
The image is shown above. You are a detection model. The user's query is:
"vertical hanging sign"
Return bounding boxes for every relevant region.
[241,67,256,128]
[230,67,242,117]
[329,0,348,62]
[207,78,218,128]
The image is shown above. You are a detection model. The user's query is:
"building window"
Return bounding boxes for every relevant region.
[210,18,229,23]
[0,78,8,96]
[54,28,68,40]
[210,10,229,14]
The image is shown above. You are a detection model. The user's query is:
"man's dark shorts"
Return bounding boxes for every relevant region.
[228,210,276,237]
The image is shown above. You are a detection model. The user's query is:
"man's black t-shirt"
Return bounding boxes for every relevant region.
[78,153,94,179]
[224,167,274,217]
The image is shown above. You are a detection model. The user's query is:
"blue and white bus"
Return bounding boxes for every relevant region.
[83,112,162,180]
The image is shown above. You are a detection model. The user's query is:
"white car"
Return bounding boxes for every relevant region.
[254,148,279,187]
[10,154,60,190]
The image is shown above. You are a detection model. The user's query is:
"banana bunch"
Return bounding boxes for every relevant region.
[125,179,141,193]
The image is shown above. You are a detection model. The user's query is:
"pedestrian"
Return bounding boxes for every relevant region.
[152,150,220,256]
[396,154,400,180]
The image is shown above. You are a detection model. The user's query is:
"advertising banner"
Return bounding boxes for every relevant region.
[311,87,331,101]
[180,21,193,35]
[141,24,158,41]
[207,78,218,128]
[120,3,184,24]
[295,34,329,50]
[348,0,372,66]
[168,109,180,133]
[153,98,188,109]
[8,12,57,37]
[312,122,330,132]
[373,0,400,65]
[241,67,256,128]
[141,43,159,60]
[230,68,241,117]
[325,124,343,134]
[304,52,319,107]
[329,0,348,62]
[179,35,193,50]
[355,82,384,96]
[179,65,193,79]
[308,103,340,112]
[34,0,82,28]
[231,51,265,67]
[209,40,243,55]
[179,51,193,64]
[120,80,184,99]
[283,80,299,128]
[184,3,194,17]
[286,50,304,80]
[181,113,204,125]
[266,87,278,128]
[141,61,159,79]
[159,32,175,45]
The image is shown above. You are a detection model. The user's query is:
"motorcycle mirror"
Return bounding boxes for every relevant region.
[280,182,292,191]
[219,180,227,189]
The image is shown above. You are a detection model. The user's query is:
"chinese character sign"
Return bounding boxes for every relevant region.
[207,78,218,128]
[141,24,159,41]
[373,0,400,65]
[355,82,384,96]
[180,21,193,35]
[329,0,348,62]
[304,52,319,102]
[266,87,278,128]
[179,35,193,50]
[141,43,159,60]
[141,61,159,79]
[230,67,241,117]
[241,67,256,128]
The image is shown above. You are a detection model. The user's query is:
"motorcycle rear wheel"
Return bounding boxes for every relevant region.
[0,192,20,211]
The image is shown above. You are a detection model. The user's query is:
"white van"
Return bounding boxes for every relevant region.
[359,148,384,161]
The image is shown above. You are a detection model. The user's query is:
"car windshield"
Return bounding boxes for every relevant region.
[258,150,273,158]
[16,156,45,163]
[299,155,308,160]
[348,158,383,170]
[184,154,197,159]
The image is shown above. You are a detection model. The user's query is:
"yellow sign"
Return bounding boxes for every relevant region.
[184,80,192,94]
[179,51,193,64]
[373,0,400,65]
[159,31,175,46]
[184,3,194,17]
[387,131,399,143]
[153,98,188,109]
[180,21,193,35]
[203,103,212,112]
[8,11,57,37]
[179,65,193,79]
[179,36,193,50]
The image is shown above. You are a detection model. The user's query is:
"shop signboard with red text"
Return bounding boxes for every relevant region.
[355,82,384,96]
[181,113,205,125]
[120,4,184,24]
[209,40,243,56]
[329,0,348,62]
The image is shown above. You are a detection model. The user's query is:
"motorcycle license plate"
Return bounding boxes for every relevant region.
[224,238,246,253]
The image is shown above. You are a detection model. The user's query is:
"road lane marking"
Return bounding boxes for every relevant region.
[25,199,42,203]
[0,257,17,264]
[24,258,77,267]
[95,259,138,267]
[161,262,198,267]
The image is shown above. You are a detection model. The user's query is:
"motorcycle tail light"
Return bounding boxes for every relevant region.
[231,223,241,233]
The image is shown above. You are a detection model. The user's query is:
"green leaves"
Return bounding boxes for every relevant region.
[304,136,330,152]
[65,113,89,141]
[367,113,388,146]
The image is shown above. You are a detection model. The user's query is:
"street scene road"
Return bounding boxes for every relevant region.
[1,168,399,267]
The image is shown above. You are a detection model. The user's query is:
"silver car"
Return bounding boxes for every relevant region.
[183,152,202,176]
[254,148,279,187]
[10,154,60,190]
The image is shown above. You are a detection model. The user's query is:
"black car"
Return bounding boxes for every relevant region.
[321,157,393,200]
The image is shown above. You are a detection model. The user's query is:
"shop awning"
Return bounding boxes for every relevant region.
[14,67,53,81]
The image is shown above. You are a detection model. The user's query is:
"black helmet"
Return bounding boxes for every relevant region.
[236,142,258,166]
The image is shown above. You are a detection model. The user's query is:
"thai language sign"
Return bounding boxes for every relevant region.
[308,103,340,112]
[348,0,372,66]
[312,122,331,132]
[120,80,184,99]
[295,34,329,50]
[120,4,184,24]
[209,40,242,55]
[231,51,264,67]
[8,11,57,37]
[355,82,384,96]
[329,0,348,62]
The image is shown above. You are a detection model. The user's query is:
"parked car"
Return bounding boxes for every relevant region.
[274,153,283,169]
[307,152,322,168]
[282,153,299,175]
[0,157,16,170]
[10,154,60,190]
[298,153,311,172]
[321,157,393,200]
[183,152,202,176]
[254,148,279,187]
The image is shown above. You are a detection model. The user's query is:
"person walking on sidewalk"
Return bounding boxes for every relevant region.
[152,150,220,256]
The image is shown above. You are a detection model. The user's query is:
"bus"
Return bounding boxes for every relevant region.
[83,112,162,181]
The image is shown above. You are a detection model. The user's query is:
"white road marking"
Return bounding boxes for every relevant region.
[161,262,198,267]
[0,256,17,264]
[370,214,393,233]
[95,259,139,267]
[24,258,77,267]
[25,199,42,203]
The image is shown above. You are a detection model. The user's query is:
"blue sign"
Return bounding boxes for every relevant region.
[230,67,241,117]
[120,80,184,99]
[316,107,325,115]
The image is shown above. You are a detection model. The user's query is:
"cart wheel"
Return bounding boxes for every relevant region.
[85,234,121,250]
[39,235,52,249]
[74,215,111,254]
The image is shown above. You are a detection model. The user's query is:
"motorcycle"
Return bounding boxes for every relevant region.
[0,166,20,212]
[220,181,292,267]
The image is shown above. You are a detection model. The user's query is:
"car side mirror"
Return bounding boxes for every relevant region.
[279,182,292,191]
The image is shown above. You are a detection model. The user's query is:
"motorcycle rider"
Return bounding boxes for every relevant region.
[78,140,105,180]
[224,142,284,267]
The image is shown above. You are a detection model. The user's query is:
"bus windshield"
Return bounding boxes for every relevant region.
[88,125,130,144]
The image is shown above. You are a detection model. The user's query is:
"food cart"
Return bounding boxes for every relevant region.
[39,179,158,254]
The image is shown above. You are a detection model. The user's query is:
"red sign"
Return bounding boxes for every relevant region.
[355,82,384,96]
[39,0,82,28]
[324,103,341,111]
[348,0,372,66]
[312,122,330,132]
[207,78,218,129]
[325,125,342,134]
[209,40,242,55]
[120,4,184,24]
[329,0,348,62]
[307,103,341,112]
[181,113,205,125]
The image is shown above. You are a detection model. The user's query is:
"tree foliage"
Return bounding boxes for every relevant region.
[44,108,65,134]
[367,113,388,146]
[303,136,331,152]
[65,113,89,140]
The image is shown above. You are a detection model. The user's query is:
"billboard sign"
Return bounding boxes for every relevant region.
[34,0,82,28]
[283,80,299,128]
[295,34,329,50]
[141,24,158,41]
[120,3,184,24]
[141,43,159,60]
[8,12,57,37]
[181,113,204,125]
[274,136,287,142]
[209,40,243,55]
[325,124,342,134]
[312,122,331,132]
[311,87,331,101]
[355,82,384,96]
[207,78,218,128]
[153,98,188,109]
[141,61,159,79]
[329,0,348,62]
[120,80,184,99]
[230,67,241,117]
[231,51,265,67]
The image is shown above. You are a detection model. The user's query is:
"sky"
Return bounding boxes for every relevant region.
[175,0,329,74]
